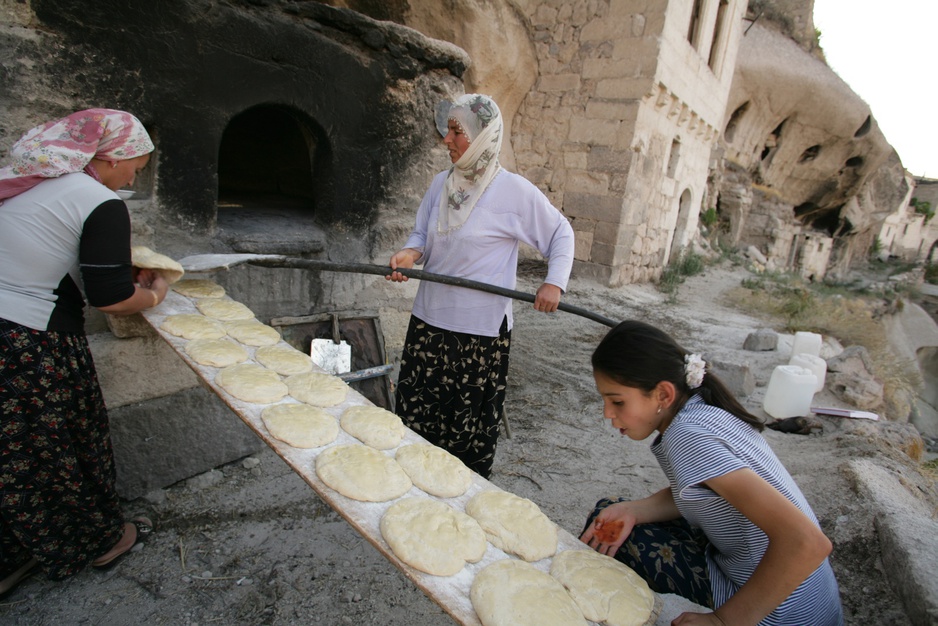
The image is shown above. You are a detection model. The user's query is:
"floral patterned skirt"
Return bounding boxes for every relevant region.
[394,315,511,478]
[583,497,714,608]
[0,318,124,580]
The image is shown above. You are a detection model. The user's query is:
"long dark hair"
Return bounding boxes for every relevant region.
[592,320,763,430]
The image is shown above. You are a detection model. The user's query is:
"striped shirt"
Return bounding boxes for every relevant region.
[652,395,844,625]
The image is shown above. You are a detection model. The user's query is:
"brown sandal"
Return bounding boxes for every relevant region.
[92,517,154,570]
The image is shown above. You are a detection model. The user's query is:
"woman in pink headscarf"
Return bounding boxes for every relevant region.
[0,109,164,598]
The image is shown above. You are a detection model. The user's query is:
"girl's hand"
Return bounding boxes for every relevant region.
[579,501,636,556]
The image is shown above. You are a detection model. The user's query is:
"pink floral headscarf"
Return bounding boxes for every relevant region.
[0,108,154,202]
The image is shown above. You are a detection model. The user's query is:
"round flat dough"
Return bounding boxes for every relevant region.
[471,559,586,626]
[215,363,287,404]
[286,371,348,407]
[380,497,486,576]
[395,444,472,498]
[549,549,656,626]
[465,491,558,562]
[161,314,227,340]
[184,337,248,367]
[196,298,255,321]
[255,344,314,375]
[340,405,406,450]
[132,246,185,284]
[224,319,282,347]
[173,279,225,298]
[261,403,338,449]
[315,444,412,502]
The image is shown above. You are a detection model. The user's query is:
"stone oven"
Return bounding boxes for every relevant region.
[1,0,468,497]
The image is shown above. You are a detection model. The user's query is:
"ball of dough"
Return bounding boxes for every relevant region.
[380,497,486,576]
[196,298,255,321]
[184,337,248,367]
[215,363,288,404]
[225,320,281,347]
[340,405,406,449]
[470,559,586,626]
[286,371,348,407]
[255,344,314,375]
[315,444,412,502]
[161,314,227,340]
[172,279,225,298]
[550,549,656,626]
[465,490,558,562]
[261,403,338,449]
[395,444,472,498]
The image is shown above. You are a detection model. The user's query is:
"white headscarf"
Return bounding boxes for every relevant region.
[438,94,503,233]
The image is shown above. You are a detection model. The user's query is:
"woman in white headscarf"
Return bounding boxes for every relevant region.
[387,94,575,478]
[0,109,164,598]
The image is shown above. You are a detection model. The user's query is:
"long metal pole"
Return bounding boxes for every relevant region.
[247,257,619,328]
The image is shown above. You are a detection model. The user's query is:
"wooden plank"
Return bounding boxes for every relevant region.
[141,290,605,626]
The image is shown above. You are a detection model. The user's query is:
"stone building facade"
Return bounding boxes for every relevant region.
[506,0,748,286]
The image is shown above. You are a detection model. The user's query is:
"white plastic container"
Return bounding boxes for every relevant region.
[789,353,827,392]
[762,365,818,419]
[790,331,822,358]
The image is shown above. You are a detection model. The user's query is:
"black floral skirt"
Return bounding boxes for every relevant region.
[394,315,511,478]
[0,318,124,580]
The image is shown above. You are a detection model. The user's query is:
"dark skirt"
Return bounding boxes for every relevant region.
[394,315,511,478]
[0,318,124,580]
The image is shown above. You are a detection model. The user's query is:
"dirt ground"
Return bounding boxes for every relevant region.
[1,260,934,625]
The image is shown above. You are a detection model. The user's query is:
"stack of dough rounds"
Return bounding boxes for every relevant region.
[161,314,227,340]
[196,298,255,321]
[225,319,281,347]
[286,371,348,407]
[315,444,412,502]
[340,405,406,449]
[216,363,288,404]
[466,491,558,562]
[261,403,338,449]
[184,337,248,367]
[395,444,472,497]
[380,497,487,576]
[131,246,184,284]
[255,344,314,375]
[470,559,586,626]
[172,278,225,298]
[549,549,656,626]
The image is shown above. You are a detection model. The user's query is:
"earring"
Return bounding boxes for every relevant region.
[110,162,118,168]
[656,407,661,415]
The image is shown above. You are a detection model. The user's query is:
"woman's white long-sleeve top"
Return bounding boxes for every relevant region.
[403,168,575,337]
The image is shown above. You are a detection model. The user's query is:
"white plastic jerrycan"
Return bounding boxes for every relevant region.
[789,353,826,392]
[763,365,818,419]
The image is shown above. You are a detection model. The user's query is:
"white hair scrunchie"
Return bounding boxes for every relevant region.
[684,353,706,389]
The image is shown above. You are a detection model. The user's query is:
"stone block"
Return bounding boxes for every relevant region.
[743,328,778,351]
[109,385,264,499]
[89,333,199,409]
[564,191,624,222]
[538,73,581,92]
[709,358,755,397]
[569,117,620,145]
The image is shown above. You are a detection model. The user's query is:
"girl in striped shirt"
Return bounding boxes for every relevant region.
[580,320,843,625]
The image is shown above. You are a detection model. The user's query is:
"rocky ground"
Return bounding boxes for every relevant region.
[1,260,935,625]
